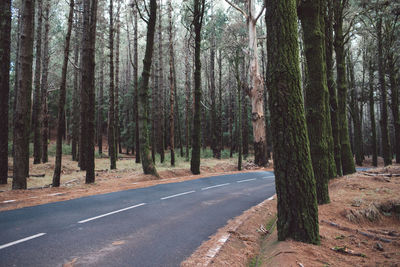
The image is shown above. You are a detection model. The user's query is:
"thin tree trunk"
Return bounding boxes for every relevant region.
[41,0,50,164]
[218,50,223,153]
[0,0,12,184]
[97,31,104,155]
[368,59,378,166]
[108,0,116,169]
[235,52,242,170]
[266,0,320,244]
[133,6,140,164]
[185,40,191,160]
[115,0,121,155]
[137,0,158,177]
[388,53,400,164]
[33,0,43,164]
[168,0,175,166]
[53,0,74,187]
[13,0,35,189]
[333,0,356,175]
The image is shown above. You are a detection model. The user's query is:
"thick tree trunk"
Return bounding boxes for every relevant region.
[266,0,320,244]
[190,0,205,175]
[33,0,43,164]
[0,0,11,184]
[298,0,331,204]
[13,0,35,189]
[138,0,158,177]
[53,0,74,187]
[108,0,116,169]
[388,54,400,164]
[333,0,356,175]
[168,0,175,166]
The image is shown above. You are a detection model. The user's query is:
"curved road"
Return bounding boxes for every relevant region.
[0,171,275,267]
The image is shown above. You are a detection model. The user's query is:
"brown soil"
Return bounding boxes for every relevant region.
[182,163,400,267]
[0,155,272,212]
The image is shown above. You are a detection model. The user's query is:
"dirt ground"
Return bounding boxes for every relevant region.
[182,162,400,267]
[0,155,271,211]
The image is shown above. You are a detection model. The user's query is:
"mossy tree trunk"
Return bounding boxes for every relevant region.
[53,0,74,187]
[298,0,331,204]
[0,0,11,184]
[333,0,356,175]
[190,0,205,175]
[266,0,320,244]
[137,0,159,177]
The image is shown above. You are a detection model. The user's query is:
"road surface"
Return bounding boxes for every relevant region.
[0,171,275,267]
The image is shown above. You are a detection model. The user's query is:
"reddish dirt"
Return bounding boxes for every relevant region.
[182,163,400,267]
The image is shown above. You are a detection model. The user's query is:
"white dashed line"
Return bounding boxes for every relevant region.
[78,203,146,224]
[160,190,196,200]
[236,178,257,183]
[0,233,46,250]
[2,200,16,203]
[261,176,274,179]
[201,183,230,191]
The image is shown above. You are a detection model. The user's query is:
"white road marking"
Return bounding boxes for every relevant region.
[0,233,46,250]
[78,203,146,224]
[160,190,195,200]
[201,183,230,191]
[2,200,16,203]
[48,193,63,196]
[261,176,274,179]
[267,196,274,201]
[237,178,257,183]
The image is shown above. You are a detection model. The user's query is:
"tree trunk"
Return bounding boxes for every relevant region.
[266,0,320,244]
[190,0,205,175]
[115,0,121,155]
[333,0,356,175]
[388,54,400,164]
[168,0,175,166]
[33,0,43,164]
[97,31,104,155]
[138,0,159,177]
[53,0,74,187]
[133,6,140,164]
[0,0,11,184]
[218,50,223,153]
[71,11,79,161]
[235,52,242,170]
[13,0,35,189]
[41,0,50,164]
[210,7,219,159]
[368,60,378,166]
[108,0,116,169]
[157,0,165,163]
[185,41,191,161]
[298,0,331,204]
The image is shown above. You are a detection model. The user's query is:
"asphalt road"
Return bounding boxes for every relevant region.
[0,171,276,267]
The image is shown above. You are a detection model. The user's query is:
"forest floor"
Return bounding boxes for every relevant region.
[182,159,400,267]
[0,152,270,212]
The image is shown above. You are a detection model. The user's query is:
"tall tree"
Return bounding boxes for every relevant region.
[0,0,12,184]
[53,0,75,187]
[135,0,159,177]
[333,0,356,175]
[13,0,36,189]
[108,0,117,169]
[115,0,121,155]
[157,0,165,163]
[33,0,43,164]
[168,0,175,166]
[41,0,50,163]
[266,0,320,244]
[298,0,331,203]
[190,0,206,175]
[377,17,392,166]
[133,6,140,163]
[71,13,80,161]
[388,53,400,164]
[325,0,342,176]
[234,51,242,171]
[368,57,378,167]
[81,0,98,183]
[225,0,268,166]
[97,27,105,155]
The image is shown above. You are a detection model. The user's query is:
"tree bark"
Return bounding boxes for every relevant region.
[33,0,43,164]
[234,52,242,170]
[388,53,400,164]
[0,0,11,184]
[333,0,356,175]
[97,30,104,155]
[108,0,116,169]
[133,6,140,164]
[298,0,331,204]
[13,0,35,189]
[41,0,50,164]
[190,0,205,174]
[168,0,175,166]
[369,59,378,166]
[185,40,191,161]
[138,0,159,177]
[53,0,75,187]
[266,0,320,244]
[72,15,80,161]
[115,0,121,155]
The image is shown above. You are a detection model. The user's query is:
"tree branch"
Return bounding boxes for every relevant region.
[225,0,248,19]
[255,5,265,22]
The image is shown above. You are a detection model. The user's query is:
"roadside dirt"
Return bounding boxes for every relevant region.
[0,155,272,212]
[182,163,400,267]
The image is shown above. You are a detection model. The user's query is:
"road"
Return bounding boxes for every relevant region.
[0,171,276,267]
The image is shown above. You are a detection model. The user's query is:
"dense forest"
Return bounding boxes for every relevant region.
[0,0,399,244]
